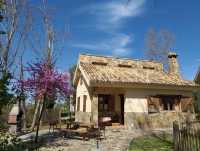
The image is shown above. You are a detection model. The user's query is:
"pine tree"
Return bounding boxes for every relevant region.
[0,1,12,114]
[0,71,12,114]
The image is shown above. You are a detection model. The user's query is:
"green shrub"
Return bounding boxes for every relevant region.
[0,132,21,151]
[0,121,9,132]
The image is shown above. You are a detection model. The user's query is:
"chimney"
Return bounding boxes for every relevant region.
[168,52,180,77]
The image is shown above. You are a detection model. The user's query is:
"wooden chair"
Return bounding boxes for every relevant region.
[98,117,112,138]
[49,120,59,132]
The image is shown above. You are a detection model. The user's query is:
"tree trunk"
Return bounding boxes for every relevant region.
[35,100,45,143]
[21,99,27,130]
[31,100,41,131]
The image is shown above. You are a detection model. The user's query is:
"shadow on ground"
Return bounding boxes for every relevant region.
[6,130,70,151]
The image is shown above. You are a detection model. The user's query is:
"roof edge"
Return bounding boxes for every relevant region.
[91,81,200,91]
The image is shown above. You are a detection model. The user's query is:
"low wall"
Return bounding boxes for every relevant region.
[124,112,195,129]
[75,111,91,123]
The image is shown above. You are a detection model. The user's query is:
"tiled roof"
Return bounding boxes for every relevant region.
[75,54,197,87]
[80,63,196,87]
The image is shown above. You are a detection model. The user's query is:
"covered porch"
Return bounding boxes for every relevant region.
[91,88,125,126]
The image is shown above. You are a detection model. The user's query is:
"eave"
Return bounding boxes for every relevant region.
[90,81,200,92]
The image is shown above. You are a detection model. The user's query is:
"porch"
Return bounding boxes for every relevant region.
[91,88,125,126]
[97,94,125,126]
[91,88,194,129]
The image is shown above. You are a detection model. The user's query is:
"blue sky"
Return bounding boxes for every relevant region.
[28,0,200,80]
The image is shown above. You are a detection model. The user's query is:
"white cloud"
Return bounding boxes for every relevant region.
[72,0,146,56]
[89,0,146,30]
[73,33,133,57]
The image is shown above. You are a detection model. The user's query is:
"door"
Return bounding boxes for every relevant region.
[119,94,124,125]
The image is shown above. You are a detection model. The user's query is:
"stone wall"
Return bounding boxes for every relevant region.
[124,112,195,129]
[75,111,91,123]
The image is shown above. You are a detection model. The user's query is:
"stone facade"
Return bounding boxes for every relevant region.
[91,94,98,124]
[75,111,91,123]
[124,112,195,129]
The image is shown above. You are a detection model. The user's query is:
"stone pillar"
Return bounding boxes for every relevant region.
[91,94,98,127]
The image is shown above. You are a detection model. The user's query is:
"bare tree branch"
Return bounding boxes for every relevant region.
[27,0,68,63]
[145,28,175,69]
[0,0,32,73]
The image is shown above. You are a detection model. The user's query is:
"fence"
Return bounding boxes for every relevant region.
[173,120,200,151]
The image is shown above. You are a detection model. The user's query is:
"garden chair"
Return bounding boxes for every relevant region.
[48,119,59,132]
[98,116,112,138]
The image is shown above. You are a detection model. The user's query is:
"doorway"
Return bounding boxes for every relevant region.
[119,94,124,125]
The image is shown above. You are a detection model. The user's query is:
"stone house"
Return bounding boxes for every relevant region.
[73,53,199,129]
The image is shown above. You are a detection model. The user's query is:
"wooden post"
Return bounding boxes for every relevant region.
[92,94,98,127]
[173,121,178,151]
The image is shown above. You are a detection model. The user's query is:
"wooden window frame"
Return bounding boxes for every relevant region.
[161,97,177,111]
[148,96,160,114]
[98,94,110,112]
[181,97,193,113]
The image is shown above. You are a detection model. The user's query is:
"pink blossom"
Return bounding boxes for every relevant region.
[21,61,70,102]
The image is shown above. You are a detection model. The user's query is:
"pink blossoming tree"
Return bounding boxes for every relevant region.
[21,60,70,142]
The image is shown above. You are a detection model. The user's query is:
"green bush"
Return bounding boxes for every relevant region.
[0,121,9,132]
[0,132,21,151]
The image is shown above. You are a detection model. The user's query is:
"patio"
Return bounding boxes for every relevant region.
[19,127,148,151]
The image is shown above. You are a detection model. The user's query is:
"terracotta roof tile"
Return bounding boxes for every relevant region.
[74,54,198,87]
[80,62,196,87]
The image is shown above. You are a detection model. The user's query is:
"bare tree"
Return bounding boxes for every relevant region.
[145,28,175,69]
[27,0,68,63]
[0,0,32,72]
[30,19,54,131]
[29,1,68,131]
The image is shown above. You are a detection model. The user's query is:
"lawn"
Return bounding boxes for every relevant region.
[128,134,173,151]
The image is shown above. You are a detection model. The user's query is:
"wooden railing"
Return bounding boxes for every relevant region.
[173,120,200,151]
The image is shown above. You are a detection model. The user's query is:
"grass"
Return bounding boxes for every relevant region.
[128,134,173,151]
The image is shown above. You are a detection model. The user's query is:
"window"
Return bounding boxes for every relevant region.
[83,95,87,112]
[118,64,132,68]
[92,62,107,66]
[77,97,80,111]
[162,97,174,111]
[148,96,179,113]
[181,97,193,113]
[148,96,160,113]
[143,66,155,70]
[98,95,109,112]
